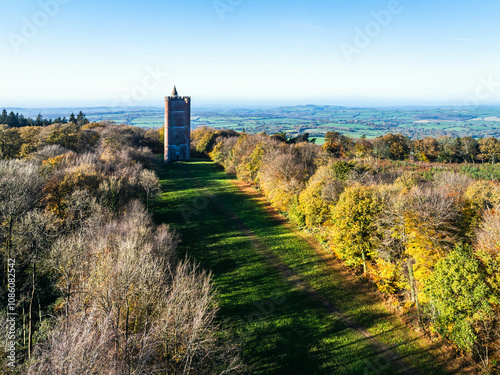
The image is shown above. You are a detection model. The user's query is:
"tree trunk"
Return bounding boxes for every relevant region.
[66,281,72,322]
[361,250,367,274]
[125,299,130,374]
[407,258,421,324]
[23,305,26,346]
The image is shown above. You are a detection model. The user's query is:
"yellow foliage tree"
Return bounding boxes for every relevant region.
[330,185,381,274]
[465,180,500,211]
[298,165,337,228]
[402,187,459,307]
[43,164,105,217]
[19,126,42,157]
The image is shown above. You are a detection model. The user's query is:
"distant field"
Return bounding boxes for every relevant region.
[6,105,500,139]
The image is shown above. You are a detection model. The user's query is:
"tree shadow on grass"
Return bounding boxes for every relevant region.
[153,159,464,375]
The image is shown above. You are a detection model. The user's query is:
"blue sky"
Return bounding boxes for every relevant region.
[1,0,500,107]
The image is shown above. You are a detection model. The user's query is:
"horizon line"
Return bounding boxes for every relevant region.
[2,103,500,111]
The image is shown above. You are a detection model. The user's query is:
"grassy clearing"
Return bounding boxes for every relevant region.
[153,159,465,375]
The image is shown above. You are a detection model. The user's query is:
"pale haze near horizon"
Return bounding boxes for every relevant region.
[1,0,500,108]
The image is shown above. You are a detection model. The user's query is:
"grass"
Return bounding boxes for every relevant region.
[153,159,467,375]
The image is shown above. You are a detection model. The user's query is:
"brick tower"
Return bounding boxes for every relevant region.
[164,86,191,162]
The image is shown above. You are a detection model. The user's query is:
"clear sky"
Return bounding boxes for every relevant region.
[1,0,500,108]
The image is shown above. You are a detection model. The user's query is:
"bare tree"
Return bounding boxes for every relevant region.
[49,230,90,319]
[30,201,244,374]
[433,171,473,196]
[376,186,460,321]
[138,169,161,209]
[0,160,44,261]
[14,210,57,357]
[27,309,120,375]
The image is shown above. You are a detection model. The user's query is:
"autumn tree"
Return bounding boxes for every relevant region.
[231,133,269,183]
[353,135,373,158]
[209,136,239,174]
[375,183,461,316]
[258,149,309,212]
[402,187,460,317]
[298,165,337,227]
[372,133,410,160]
[462,180,500,236]
[479,137,500,163]
[413,137,440,162]
[43,164,105,217]
[330,185,382,274]
[0,126,22,159]
[18,126,42,157]
[322,131,353,158]
[437,136,462,163]
[192,126,238,156]
[39,123,81,151]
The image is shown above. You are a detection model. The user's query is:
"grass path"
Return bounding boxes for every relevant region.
[153,159,473,375]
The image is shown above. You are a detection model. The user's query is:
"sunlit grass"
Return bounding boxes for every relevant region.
[153,159,454,375]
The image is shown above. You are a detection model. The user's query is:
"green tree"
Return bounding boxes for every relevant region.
[76,111,89,126]
[35,114,43,127]
[461,137,479,163]
[270,131,287,143]
[0,109,7,124]
[331,160,355,181]
[426,245,493,358]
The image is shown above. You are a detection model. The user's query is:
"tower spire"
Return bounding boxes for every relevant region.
[171,85,178,97]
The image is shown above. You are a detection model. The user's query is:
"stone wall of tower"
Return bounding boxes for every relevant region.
[164,95,191,162]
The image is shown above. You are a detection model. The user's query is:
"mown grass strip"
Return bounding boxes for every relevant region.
[153,159,458,375]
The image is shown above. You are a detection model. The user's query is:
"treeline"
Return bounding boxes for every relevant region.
[0,121,164,159]
[0,123,243,373]
[0,109,90,128]
[193,126,500,373]
[322,131,500,164]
